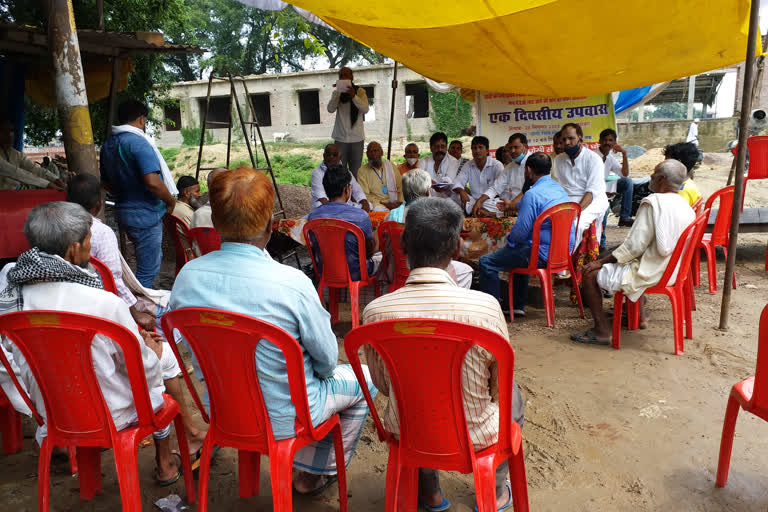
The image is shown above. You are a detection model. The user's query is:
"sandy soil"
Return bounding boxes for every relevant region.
[3,153,768,511]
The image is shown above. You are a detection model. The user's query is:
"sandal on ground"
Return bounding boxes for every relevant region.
[474,481,513,511]
[155,452,182,487]
[190,444,221,473]
[420,490,451,511]
[293,474,338,497]
[570,330,611,346]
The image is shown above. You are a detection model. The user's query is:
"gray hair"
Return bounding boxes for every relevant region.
[207,168,228,188]
[25,202,93,257]
[402,197,463,268]
[655,159,686,190]
[402,169,432,204]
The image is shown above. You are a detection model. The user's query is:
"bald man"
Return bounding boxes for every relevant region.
[357,141,403,211]
[572,159,695,345]
[311,144,370,211]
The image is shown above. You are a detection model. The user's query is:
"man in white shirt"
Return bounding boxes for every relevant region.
[452,136,504,215]
[327,67,369,179]
[190,168,228,229]
[418,132,460,203]
[0,202,183,483]
[0,120,64,191]
[472,133,529,217]
[554,123,609,245]
[311,144,370,211]
[686,118,699,146]
[449,139,470,174]
[595,129,634,248]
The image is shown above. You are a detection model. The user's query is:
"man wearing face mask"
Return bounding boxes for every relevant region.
[327,67,369,179]
[418,132,460,202]
[571,159,694,345]
[553,123,609,245]
[472,133,529,217]
[398,143,421,176]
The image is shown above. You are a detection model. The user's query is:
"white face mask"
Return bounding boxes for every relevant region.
[406,158,418,166]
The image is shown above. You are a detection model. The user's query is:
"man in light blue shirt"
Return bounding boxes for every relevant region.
[479,152,574,316]
[169,167,376,495]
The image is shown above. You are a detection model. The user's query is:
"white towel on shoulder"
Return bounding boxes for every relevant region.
[111,124,178,195]
[641,193,695,256]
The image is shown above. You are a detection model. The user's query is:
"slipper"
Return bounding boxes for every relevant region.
[293,475,338,497]
[420,490,451,511]
[155,452,183,487]
[474,481,513,511]
[191,445,221,473]
[570,330,611,346]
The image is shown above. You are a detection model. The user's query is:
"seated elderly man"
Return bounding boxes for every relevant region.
[311,144,370,211]
[172,175,202,225]
[0,202,183,484]
[386,169,473,289]
[664,142,702,207]
[452,136,504,216]
[554,123,609,244]
[0,119,64,191]
[358,141,403,211]
[307,164,381,281]
[397,143,421,176]
[169,167,377,495]
[66,174,209,454]
[571,160,694,345]
[363,197,524,512]
[479,153,573,317]
[190,168,226,229]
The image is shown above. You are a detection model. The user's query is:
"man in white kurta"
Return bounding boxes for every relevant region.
[452,136,504,215]
[475,133,530,216]
[418,132,460,203]
[571,160,694,345]
[310,143,370,211]
[554,123,610,246]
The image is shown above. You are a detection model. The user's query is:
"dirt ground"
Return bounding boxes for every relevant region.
[3,155,768,511]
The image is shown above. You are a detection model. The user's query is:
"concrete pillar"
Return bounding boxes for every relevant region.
[48,0,99,176]
[687,75,696,119]
[637,102,645,122]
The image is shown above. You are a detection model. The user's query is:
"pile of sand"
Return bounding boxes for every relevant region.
[627,147,666,174]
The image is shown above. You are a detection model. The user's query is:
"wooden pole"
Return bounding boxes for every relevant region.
[386,61,398,161]
[719,0,760,329]
[104,57,120,141]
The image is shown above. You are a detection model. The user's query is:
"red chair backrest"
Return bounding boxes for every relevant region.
[303,218,371,286]
[90,256,118,295]
[0,311,158,445]
[0,190,65,259]
[704,186,735,247]
[692,197,703,215]
[746,136,768,181]
[161,308,320,445]
[378,221,409,290]
[754,304,768,410]
[188,227,221,255]
[344,319,516,471]
[656,211,708,289]
[528,202,580,272]
[163,214,194,273]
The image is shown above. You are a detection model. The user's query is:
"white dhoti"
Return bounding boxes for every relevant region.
[597,263,631,294]
[574,196,609,251]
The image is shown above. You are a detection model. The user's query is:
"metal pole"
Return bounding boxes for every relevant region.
[719,0,760,330]
[386,61,398,161]
[48,0,99,176]
[97,0,104,30]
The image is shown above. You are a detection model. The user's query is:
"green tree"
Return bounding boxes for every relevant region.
[428,90,472,139]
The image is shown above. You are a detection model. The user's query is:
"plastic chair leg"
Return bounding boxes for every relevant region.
[38,437,53,512]
[238,450,261,498]
[540,271,555,328]
[269,442,296,512]
[0,404,22,454]
[395,465,419,512]
[703,243,717,294]
[328,287,340,325]
[332,423,348,512]
[76,446,102,500]
[715,393,741,487]
[669,291,684,355]
[510,448,530,512]
[611,293,624,350]
[197,435,217,512]
[693,248,701,287]
[350,283,361,329]
[472,456,499,512]
[173,415,196,504]
[384,446,401,512]
[112,436,144,512]
[569,266,586,319]
[68,446,78,475]
[684,282,693,341]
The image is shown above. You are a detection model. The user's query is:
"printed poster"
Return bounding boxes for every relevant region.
[478,92,616,154]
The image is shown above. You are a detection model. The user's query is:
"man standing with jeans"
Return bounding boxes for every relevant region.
[479,152,573,317]
[596,128,633,249]
[101,99,175,288]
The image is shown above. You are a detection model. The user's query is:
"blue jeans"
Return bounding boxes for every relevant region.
[602,176,634,247]
[121,221,163,288]
[479,243,544,310]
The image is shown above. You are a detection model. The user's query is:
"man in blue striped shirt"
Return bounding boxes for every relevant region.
[479,152,574,316]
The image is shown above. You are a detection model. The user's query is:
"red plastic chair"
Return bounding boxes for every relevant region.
[716,303,768,489]
[344,319,529,512]
[303,218,379,328]
[612,211,708,355]
[189,227,222,255]
[161,308,348,512]
[163,214,195,275]
[692,197,703,215]
[744,137,768,270]
[693,186,737,294]
[0,386,22,455]
[0,311,195,511]
[89,256,118,295]
[377,221,410,292]
[508,202,584,326]
[0,190,65,259]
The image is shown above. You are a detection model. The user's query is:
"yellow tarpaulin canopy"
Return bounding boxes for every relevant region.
[289,0,757,96]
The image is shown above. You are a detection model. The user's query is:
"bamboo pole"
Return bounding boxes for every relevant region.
[386,61,398,161]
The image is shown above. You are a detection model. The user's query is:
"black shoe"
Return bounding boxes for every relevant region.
[618,218,634,227]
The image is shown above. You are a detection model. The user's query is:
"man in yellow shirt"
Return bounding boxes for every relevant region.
[664,142,702,206]
[357,141,403,210]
